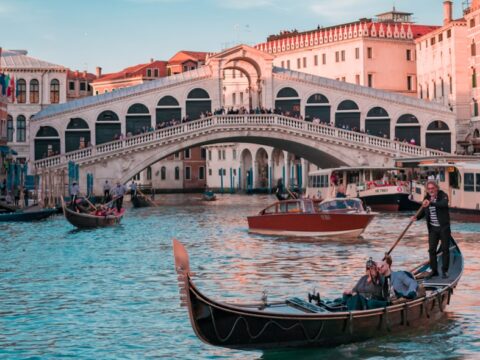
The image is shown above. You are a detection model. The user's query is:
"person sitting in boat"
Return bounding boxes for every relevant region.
[336,184,347,198]
[93,204,107,216]
[343,258,387,310]
[378,254,418,302]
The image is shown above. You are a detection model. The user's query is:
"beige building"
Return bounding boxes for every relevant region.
[255,9,438,96]
[416,1,470,152]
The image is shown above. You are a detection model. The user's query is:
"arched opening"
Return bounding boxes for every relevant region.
[16,115,26,142]
[160,166,166,180]
[365,107,390,138]
[186,88,211,120]
[30,79,39,104]
[126,103,151,135]
[16,79,26,103]
[426,120,451,152]
[35,126,60,160]
[65,118,90,152]
[335,100,360,130]
[255,148,269,189]
[305,93,330,124]
[50,79,60,104]
[7,115,13,142]
[275,87,300,116]
[156,96,181,126]
[395,114,421,145]
[271,149,285,189]
[240,149,253,190]
[96,110,120,145]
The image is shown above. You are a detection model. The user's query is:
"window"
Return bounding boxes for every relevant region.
[183,65,188,72]
[240,92,243,104]
[161,166,166,180]
[185,166,191,180]
[287,60,290,69]
[471,18,476,28]
[147,166,152,180]
[222,150,226,160]
[406,49,412,61]
[174,152,180,159]
[473,69,477,88]
[16,79,26,103]
[16,115,26,142]
[232,149,237,160]
[147,69,152,77]
[154,69,159,77]
[477,174,480,192]
[407,76,412,91]
[441,78,444,97]
[30,79,39,104]
[199,166,205,180]
[7,115,13,142]
[80,82,86,91]
[431,37,436,46]
[474,100,479,117]
[281,60,285,68]
[438,33,443,42]
[447,29,451,38]
[335,51,339,62]
[341,50,345,61]
[341,76,346,82]
[449,76,453,94]
[433,80,437,98]
[232,70,236,79]
[355,47,360,59]
[314,55,318,66]
[367,47,372,59]
[208,169,212,176]
[69,81,75,91]
[50,79,60,103]
[217,149,221,160]
[175,166,180,180]
[297,58,301,68]
[419,85,423,99]
[232,92,236,105]
[464,173,474,192]
[184,148,191,159]
[472,41,477,57]
[355,74,360,84]
[208,150,212,161]
[201,148,206,159]
[322,53,326,65]
[303,57,307,68]
[368,74,373,87]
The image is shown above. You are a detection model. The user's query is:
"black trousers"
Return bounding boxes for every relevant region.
[428,225,450,274]
[115,197,123,211]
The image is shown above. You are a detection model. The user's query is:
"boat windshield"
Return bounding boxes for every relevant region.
[318,198,364,212]
[278,201,302,214]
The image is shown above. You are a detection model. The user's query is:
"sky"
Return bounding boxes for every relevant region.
[0,0,467,74]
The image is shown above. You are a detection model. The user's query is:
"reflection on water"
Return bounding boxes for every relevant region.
[0,194,478,359]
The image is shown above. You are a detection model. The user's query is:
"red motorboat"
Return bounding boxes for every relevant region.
[247,198,376,238]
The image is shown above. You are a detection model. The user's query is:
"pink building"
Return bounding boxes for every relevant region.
[465,0,480,152]
[415,1,470,152]
[255,9,438,96]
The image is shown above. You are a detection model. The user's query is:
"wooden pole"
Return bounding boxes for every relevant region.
[385,205,424,257]
[137,188,157,207]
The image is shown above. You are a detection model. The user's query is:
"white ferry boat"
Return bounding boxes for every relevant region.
[306,166,417,211]
[396,157,480,221]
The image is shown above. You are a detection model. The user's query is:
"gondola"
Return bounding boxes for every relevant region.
[62,200,125,229]
[131,194,151,208]
[173,238,463,350]
[0,207,57,222]
[202,191,216,201]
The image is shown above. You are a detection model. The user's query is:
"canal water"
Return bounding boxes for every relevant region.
[0,194,479,359]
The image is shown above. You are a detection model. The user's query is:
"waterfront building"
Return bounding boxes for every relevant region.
[254,8,438,96]
[416,0,470,153]
[67,70,95,101]
[91,60,167,95]
[166,51,208,76]
[464,0,480,152]
[0,96,7,181]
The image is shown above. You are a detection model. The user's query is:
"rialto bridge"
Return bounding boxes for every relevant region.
[30,45,454,193]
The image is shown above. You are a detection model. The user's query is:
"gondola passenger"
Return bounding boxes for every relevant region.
[378,254,418,302]
[343,258,387,310]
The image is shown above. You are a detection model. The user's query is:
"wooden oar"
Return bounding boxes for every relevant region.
[385,205,424,258]
[137,188,157,207]
[286,187,297,199]
[83,197,97,211]
[105,195,123,208]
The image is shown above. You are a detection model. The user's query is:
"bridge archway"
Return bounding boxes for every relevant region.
[240,149,253,190]
[254,147,269,189]
[65,118,90,152]
[271,148,285,188]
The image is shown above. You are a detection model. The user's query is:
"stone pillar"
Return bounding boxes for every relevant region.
[283,152,289,188]
[252,160,257,190]
[301,158,308,191]
[268,157,274,193]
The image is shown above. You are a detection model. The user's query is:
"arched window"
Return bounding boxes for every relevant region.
[175,166,180,180]
[335,100,360,130]
[276,87,299,98]
[7,115,13,142]
[126,103,151,135]
[426,120,451,152]
[146,166,152,181]
[16,79,26,103]
[34,126,60,160]
[275,87,300,116]
[305,93,330,123]
[157,96,181,125]
[127,103,149,114]
[30,79,40,104]
[365,107,390,138]
[395,114,421,145]
[16,115,26,142]
[50,79,60,103]
[186,88,211,120]
[66,118,90,152]
[161,166,166,180]
[96,110,120,145]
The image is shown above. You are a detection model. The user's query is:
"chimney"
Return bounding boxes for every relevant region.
[443,1,453,25]
[150,58,154,63]
[74,70,79,77]
[96,66,102,78]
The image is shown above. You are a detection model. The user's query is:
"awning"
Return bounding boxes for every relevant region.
[0,145,18,155]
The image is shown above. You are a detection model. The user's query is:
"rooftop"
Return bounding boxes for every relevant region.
[0,49,65,71]
[93,60,168,84]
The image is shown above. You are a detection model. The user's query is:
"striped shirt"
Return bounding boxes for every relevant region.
[429,201,441,227]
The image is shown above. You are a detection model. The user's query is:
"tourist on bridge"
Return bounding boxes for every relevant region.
[412,180,451,279]
[112,182,127,212]
[103,180,111,203]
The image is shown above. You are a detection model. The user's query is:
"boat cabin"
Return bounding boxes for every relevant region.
[259,198,366,215]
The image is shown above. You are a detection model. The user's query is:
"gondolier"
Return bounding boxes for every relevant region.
[130,181,138,200]
[413,180,451,279]
[70,181,80,209]
[112,182,127,212]
[103,180,111,202]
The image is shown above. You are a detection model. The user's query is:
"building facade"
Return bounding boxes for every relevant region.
[255,9,438,96]
[0,96,7,182]
[67,70,96,101]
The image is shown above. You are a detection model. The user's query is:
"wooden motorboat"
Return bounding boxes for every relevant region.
[247,198,375,238]
[131,194,151,208]
[173,238,463,350]
[0,207,57,222]
[62,199,125,229]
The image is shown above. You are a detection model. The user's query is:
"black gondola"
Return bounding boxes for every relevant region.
[131,194,151,208]
[173,238,463,350]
